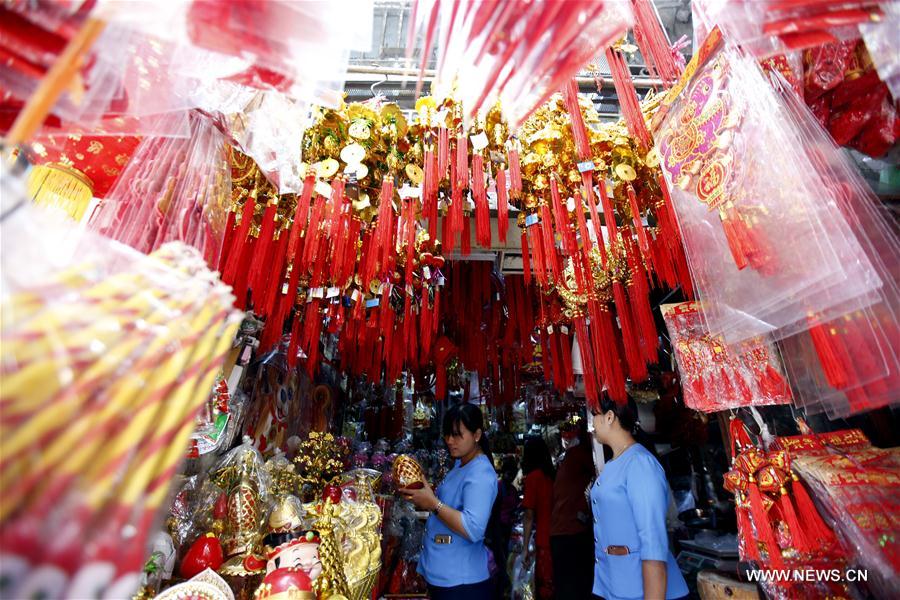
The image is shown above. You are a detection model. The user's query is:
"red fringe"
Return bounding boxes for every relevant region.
[261,231,290,319]
[574,316,599,409]
[735,498,763,563]
[778,491,813,554]
[572,193,595,296]
[472,153,491,247]
[218,209,237,274]
[624,236,659,365]
[527,222,546,285]
[438,127,449,179]
[605,47,653,151]
[232,236,256,309]
[327,177,346,240]
[626,184,652,263]
[247,201,279,307]
[222,192,257,285]
[597,178,619,244]
[631,0,682,86]
[461,212,472,256]
[747,478,786,569]
[521,228,532,286]
[582,172,609,269]
[613,280,647,383]
[808,320,850,389]
[508,144,522,196]
[300,192,327,273]
[551,176,577,258]
[424,146,438,241]
[456,133,468,190]
[789,471,837,546]
[497,168,509,243]
[540,204,560,282]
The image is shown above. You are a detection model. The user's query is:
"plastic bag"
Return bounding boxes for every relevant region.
[416,0,633,127]
[654,28,881,346]
[0,168,242,600]
[661,301,792,413]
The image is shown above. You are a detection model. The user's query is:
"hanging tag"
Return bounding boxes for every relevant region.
[525,213,539,227]
[566,196,576,212]
[312,287,325,299]
[561,325,570,335]
[366,297,380,308]
[399,184,422,199]
[351,289,362,303]
[423,266,432,279]
[406,284,414,295]
[314,180,333,198]
[326,286,340,298]
[577,160,596,173]
[437,275,446,286]
[471,132,489,151]
[547,325,554,335]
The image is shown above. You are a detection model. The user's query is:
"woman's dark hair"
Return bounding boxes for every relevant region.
[443,403,493,464]
[522,436,555,479]
[593,393,640,434]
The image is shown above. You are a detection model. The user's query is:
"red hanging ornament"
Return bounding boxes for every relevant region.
[631,0,683,86]
[497,168,509,243]
[472,153,491,247]
[507,141,522,197]
[539,204,560,283]
[247,198,279,309]
[222,189,258,286]
[520,225,532,286]
[461,211,472,256]
[438,126,450,179]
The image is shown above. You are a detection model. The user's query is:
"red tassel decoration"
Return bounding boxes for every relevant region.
[808,320,850,389]
[631,0,682,86]
[624,236,658,365]
[520,226,532,287]
[508,141,522,197]
[461,211,472,256]
[327,176,346,240]
[218,209,237,275]
[424,144,438,241]
[778,489,814,554]
[539,204,560,283]
[222,189,258,285]
[626,184,652,262]
[747,474,786,569]
[261,231,290,319]
[300,192,327,273]
[247,198,279,307]
[788,469,837,546]
[497,168,509,243]
[613,278,648,383]
[596,178,619,245]
[550,176,577,258]
[472,153,491,247]
[456,133,469,191]
[574,316,599,409]
[606,47,652,151]
[527,221,546,285]
[438,126,449,179]
[368,176,395,285]
[736,495,763,563]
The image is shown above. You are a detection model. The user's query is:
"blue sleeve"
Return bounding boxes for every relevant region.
[459,465,498,542]
[625,453,670,562]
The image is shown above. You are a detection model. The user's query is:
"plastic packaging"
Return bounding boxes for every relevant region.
[416,0,633,127]
[860,2,900,99]
[661,301,792,413]
[0,169,242,600]
[88,110,232,267]
[654,28,882,346]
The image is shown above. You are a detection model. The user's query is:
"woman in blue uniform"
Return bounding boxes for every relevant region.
[590,394,688,600]
[401,403,498,599]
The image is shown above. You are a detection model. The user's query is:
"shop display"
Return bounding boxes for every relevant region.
[1,3,897,600]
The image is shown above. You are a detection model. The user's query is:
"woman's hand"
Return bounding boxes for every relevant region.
[400,482,439,512]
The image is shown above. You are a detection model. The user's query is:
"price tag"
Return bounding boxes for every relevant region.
[437,275,446,286]
[365,298,380,308]
[311,287,325,299]
[423,266,432,279]
[566,196,576,212]
[561,325,570,335]
[399,184,422,199]
[326,286,340,298]
[314,180,333,198]
[351,289,362,302]
[547,325,554,334]
[525,213,539,227]
[471,132,489,151]
[577,160,596,173]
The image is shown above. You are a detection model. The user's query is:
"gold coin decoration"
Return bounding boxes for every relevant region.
[405,164,424,185]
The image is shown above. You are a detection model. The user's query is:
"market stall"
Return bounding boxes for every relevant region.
[1,1,898,599]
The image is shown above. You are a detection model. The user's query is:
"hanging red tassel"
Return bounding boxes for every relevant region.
[527,220,546,285]
[597,178,619,245]
[472,153,491,247]
[247,198,279,306]
[287,309,302,368]
[261,231,290,319]
[788,468,837,546]
[574,316,599,409]
[367,176,395,285]
[222,189,258,285]
[631,0,682,86]
[606,47,653,151]
[300,191,327,273]
[595,303,628,403]
[613,278,647,383]
[626,184,652,262]
[456,133,469,190]
[746,473,786,569]
[520,226,532,286]
[218,209,237,275]
[550,176,577,258]
[327,176,346,240]
[624,236,659,365]
[735,494,763,563]
[232,236,256,310]
[572,193,594,296]
[508,140,522,197]
[539,204,560,283]
[808,320,850,389]
[778,488,814,554]
[424,143,438,242]
[438,126,450,179]
[461,211,472,256]
[497,168,509,243]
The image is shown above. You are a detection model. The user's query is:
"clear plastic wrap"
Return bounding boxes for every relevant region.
[693,0,889,58]
[661,301,792,413]
[88,110,232,267]
[0,170,242,600]
[782,434,900,599]
[418,0,633,127]
[860,2,900,99]
[654,28,882,345]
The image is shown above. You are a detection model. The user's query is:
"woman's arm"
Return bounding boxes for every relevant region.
[400,483,477,540]
[642,560,667,600]
[522,508,535,558]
